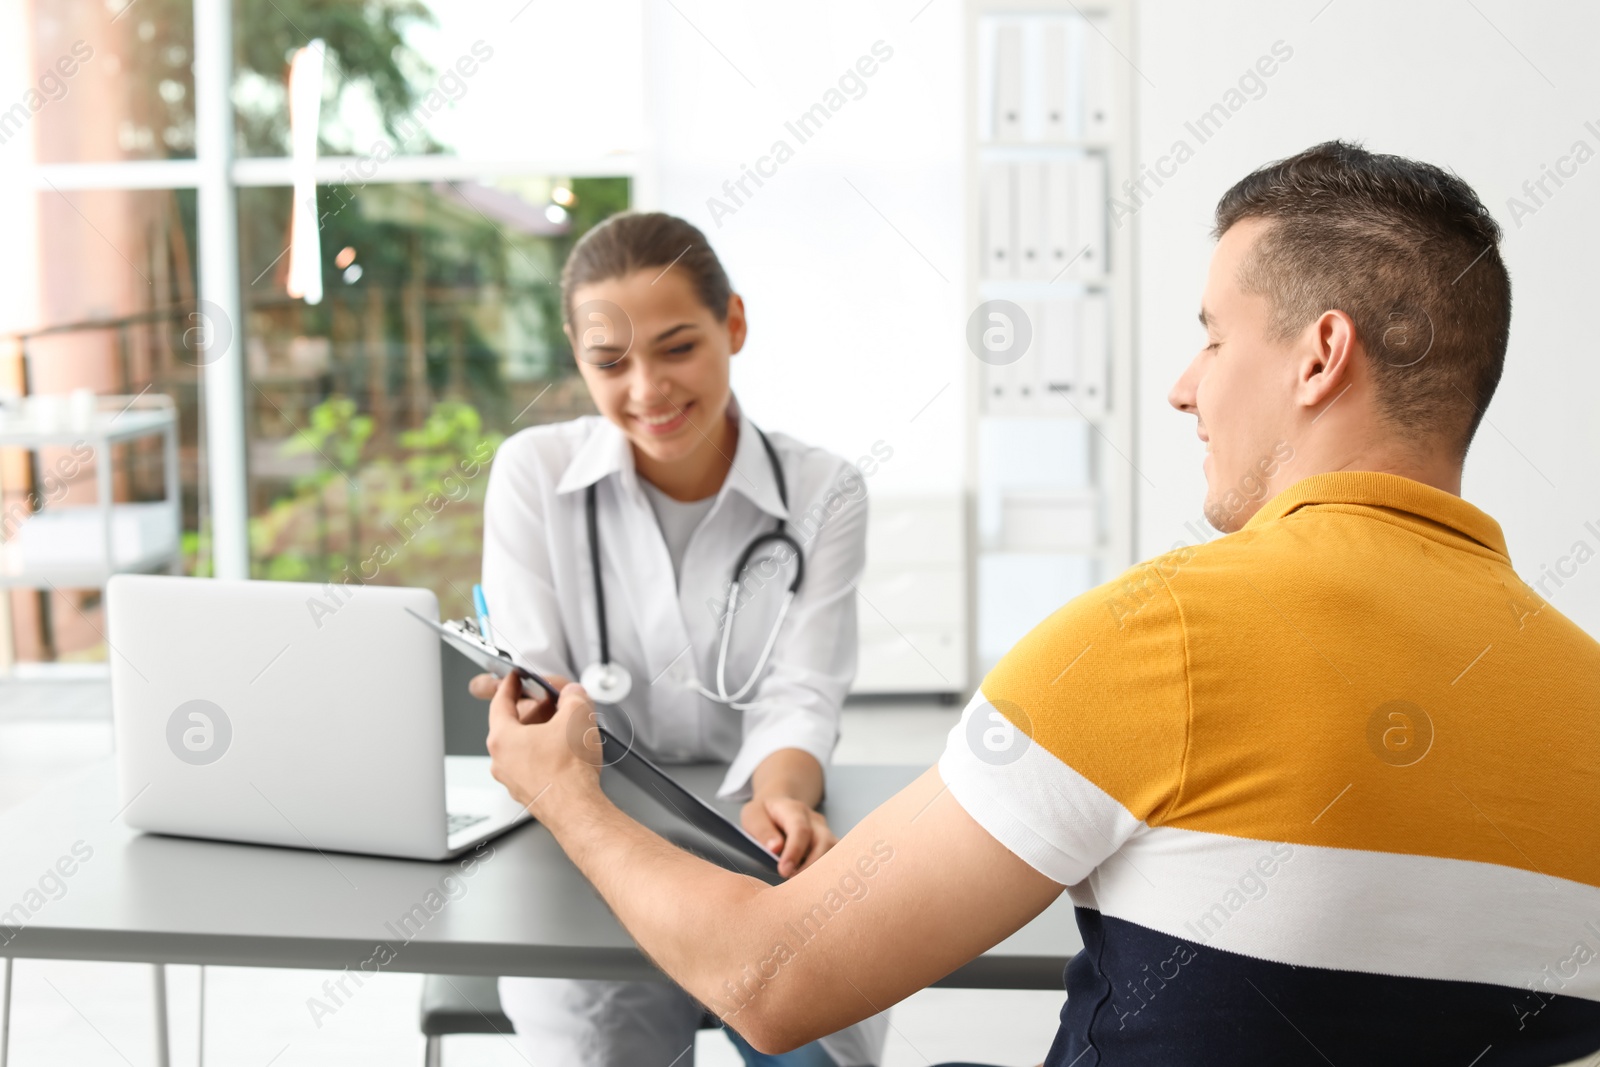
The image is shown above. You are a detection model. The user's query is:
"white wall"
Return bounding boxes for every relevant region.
[1134,0,1600,635]
[640,0,966,497]
[638,0,1600,641]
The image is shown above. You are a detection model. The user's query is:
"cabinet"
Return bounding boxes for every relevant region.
[965,0,1136,670]
[851,495,966,697]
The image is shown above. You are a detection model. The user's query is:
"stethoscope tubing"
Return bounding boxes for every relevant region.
[584,423,804,708]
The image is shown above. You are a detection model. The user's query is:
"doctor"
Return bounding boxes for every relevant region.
[470,211,889,1067]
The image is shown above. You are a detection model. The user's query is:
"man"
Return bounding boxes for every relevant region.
[485,142,1600,1065]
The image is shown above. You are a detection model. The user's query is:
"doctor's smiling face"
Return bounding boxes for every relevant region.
[561,212,747,501]
[567,267,747,498]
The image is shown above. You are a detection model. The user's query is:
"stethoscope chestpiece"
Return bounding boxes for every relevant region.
[582,423,804,710]
[580,661,634,704]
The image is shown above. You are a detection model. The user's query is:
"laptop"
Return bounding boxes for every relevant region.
[105,574,530,861]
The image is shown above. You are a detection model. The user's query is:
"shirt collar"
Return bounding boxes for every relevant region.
[1244,471,1509,557]
[720,404,788,521]
[554,397,788,521]
[554,415,633,496]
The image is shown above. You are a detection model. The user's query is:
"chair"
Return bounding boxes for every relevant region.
[419,974,724,1065]
[419,975,513,1066]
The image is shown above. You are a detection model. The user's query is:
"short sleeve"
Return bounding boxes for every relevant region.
[937,553,1193,885]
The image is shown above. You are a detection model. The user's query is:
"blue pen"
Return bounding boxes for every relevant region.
[472,584,495,646]
[467,586,559,702]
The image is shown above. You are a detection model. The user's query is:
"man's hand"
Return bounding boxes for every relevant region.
[741,794,837,878]
[485,672,601,815]
[469,670,573,724]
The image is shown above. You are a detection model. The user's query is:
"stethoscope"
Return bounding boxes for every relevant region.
[579,425,805,709]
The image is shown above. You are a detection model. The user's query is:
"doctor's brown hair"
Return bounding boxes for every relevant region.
[561,212,733,326]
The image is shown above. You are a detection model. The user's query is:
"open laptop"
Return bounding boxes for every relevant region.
[105,574,530,861]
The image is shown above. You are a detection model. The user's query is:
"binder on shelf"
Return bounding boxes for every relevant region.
[1032,296,1110,419]
[1074,155,1108,279]
[1038,298,1080,415]
[1041,22,1068,141]
[981,300,1043,417]
[993,23,1025,142]
[1078,293,1110,417]
[1012,316,1041,412]
[1044,158,1077,279]
[1023,299,1047,413]
[1080,14,1115,138]
[981,359,1016,417]
[982,161,1016,280]
[1015,161,1047,279]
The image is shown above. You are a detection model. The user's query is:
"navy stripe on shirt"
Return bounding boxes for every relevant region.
[1045,909,1600,1067]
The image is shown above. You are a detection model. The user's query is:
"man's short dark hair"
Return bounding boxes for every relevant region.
[1213,140,1511,452]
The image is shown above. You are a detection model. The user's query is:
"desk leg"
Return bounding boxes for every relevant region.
[2,956,12,1067]
[197,965,206,1067]
[152,963,170,1067]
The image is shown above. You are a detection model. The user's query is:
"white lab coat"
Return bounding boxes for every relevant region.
[483,404,889,1066]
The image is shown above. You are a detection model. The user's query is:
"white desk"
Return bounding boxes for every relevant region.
[0,759,1082,1061]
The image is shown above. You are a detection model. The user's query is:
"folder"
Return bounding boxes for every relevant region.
[993,23,1024,142]
[1013,299,1044,414]
[983,357,1021,417]
[1038,298,1080,415]
[1077,293,1110,418]
[1015,161,1047,280]
[1041,21,1068,141]
[1074,155,1108,279]
[980,300,1039,416]
[1044,159,1077,280]
[982,161,1016,280]
[1080,14,1115,139]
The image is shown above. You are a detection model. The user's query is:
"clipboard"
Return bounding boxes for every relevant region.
[405,607,560,701]
[407,607,782,876]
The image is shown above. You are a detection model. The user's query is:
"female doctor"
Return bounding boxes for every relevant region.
[469,212,889,1067]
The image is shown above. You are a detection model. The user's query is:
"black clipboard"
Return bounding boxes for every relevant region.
[406,607,560,701]
[408,607,781,876]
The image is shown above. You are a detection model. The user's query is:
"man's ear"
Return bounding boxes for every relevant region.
[1296,309,1359,411]
[726,293,748,356]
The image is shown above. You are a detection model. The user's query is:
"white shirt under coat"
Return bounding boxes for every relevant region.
[480,404,868,799]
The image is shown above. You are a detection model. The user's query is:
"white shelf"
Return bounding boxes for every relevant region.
[0,394,183,675]
[965,0,1137,665]
[0,502,181,583]
[0,406,174,447]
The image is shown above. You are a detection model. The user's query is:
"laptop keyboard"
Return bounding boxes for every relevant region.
[447,812,489,836]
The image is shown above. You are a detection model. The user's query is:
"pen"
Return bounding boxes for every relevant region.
[469,589,560,703]
[472,584,495,646]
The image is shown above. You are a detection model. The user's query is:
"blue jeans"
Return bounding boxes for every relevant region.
[724,1025,841,1066]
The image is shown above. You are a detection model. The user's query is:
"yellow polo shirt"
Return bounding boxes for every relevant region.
[939,472,1600,1065]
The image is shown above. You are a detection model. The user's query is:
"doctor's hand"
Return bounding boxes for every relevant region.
[741,795,838,879]
[486,672,602,817]
[469,670,573,724]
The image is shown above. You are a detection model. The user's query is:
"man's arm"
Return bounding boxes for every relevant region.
[487,673,1065,1054]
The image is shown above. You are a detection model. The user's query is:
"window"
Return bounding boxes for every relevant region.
[3,0,641,668]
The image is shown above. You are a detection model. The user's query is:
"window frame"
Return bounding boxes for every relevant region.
[22,2,637,579]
